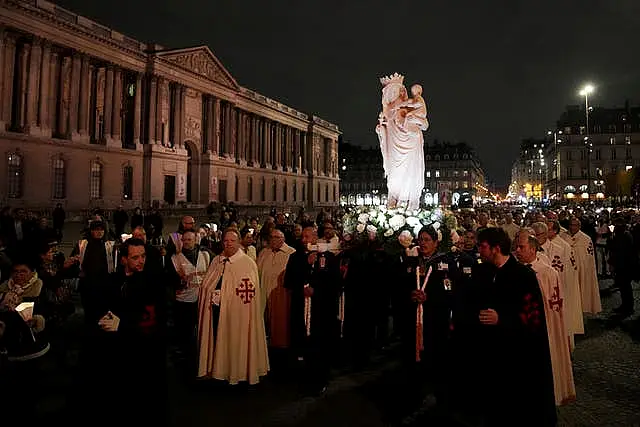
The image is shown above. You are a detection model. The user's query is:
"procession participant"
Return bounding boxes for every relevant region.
[197,229,268,385]
[500,212,520,242]
[475,228,556,426]
[166,216,196,257]
[515,232,576,406]
[168,230,210,376]
[461,229,480,262]
[607,217,636,316]
[240,228,257,261]
[284,226,341,394]
[256,229,296,362]
[70,218,117,326]
[535,221,584,346]
[396,226,464,416]
[341,229,386,370]
[565,217,602,314]
[131,226,164,278]
[86,238,167,426]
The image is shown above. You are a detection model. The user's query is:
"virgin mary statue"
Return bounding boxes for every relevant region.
[375,73,429,211]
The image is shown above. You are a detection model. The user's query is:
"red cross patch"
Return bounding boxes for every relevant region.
[236,278,256,304]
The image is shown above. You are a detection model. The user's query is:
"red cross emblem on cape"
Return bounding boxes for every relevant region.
[548,285,563,312]
[236,278,256,304]
[551,256,564,273]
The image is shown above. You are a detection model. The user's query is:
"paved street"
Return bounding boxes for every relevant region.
[30,268,640,427]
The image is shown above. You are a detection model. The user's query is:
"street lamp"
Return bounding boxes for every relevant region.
[579,84,595,198]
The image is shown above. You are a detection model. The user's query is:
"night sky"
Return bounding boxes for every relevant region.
[56,0,640,186]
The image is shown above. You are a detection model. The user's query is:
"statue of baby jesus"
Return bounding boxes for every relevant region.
[398,84,427,122]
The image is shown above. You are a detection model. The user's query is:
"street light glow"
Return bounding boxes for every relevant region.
[579,84,594,96]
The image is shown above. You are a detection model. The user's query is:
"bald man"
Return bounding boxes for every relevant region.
[166,216,197,257]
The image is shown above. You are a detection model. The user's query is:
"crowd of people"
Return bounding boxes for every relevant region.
[0,203,637,426]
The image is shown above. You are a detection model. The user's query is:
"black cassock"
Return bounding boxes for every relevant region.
[473,256,557,427]
[284,248,341,389]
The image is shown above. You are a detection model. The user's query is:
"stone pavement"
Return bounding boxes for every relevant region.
[30,277,640,427]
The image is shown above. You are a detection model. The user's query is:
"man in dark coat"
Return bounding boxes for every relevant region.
[474,228,557,426]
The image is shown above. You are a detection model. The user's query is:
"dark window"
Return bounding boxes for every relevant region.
[90,161,103,199]
[7,153,23,198]
[52,158,66,199]
[122,165,133,200]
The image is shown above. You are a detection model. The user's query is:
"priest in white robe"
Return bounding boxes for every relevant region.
[197,229,269,385]
[257,229,296,349]
[515,232,576,406]
[533,222,584,345]
[564,217,602,314]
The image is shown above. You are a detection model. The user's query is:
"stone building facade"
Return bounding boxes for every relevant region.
[544,102,640,201]
[0,0,340,211]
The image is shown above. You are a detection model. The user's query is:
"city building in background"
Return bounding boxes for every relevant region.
[424,141,487,208]
[510,138,547,203]
[340,140,487,208]
[545,101,640,202]
[0,0,340,211]
[339,141,386,206]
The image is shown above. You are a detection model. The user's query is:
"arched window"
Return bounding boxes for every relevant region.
[325,184,329,202]
[302,183,306,201]
[90,161,103,200]
[247,177,253,202]
[293,181,297,202]
[52,157,66,199]
[122,165,133,200]
[7,153,24,199]
[283,180,288,202]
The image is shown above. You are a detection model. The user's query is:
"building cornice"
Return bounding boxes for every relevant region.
[2,0,147,71]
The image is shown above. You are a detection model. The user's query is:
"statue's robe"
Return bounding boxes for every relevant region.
[563,231,602,314]
[197,250,269,385]
[257,243,296,348]
[530,257,576,406]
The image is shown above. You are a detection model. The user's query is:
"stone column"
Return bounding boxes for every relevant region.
[236,110,243,162]
[263,120,270,168]
[222,102,229,156]
[37,41,51,136]
[48,51,58,136]
[300,131,307,172]
[171,84,181,147]
[146,75,157,144]
[102,65,114,142]
[25,38,42,134]
[133,73,142,146]
[111,67,122,143]
[155,78,164,145]
[68,52,81,138]
[212,98,220,155]
[294,129,300,172]
[0,34,16,130]
[77,54,90,140]
[204,96,213,153]
[230,105,237,160]
[179,85,185,148]
[254,116,261,166]
[14,42,30,131]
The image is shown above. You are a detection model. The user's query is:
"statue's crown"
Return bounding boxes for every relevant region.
[379,73,404,87]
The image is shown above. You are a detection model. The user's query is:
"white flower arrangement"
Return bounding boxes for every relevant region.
[343,206,457,244]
